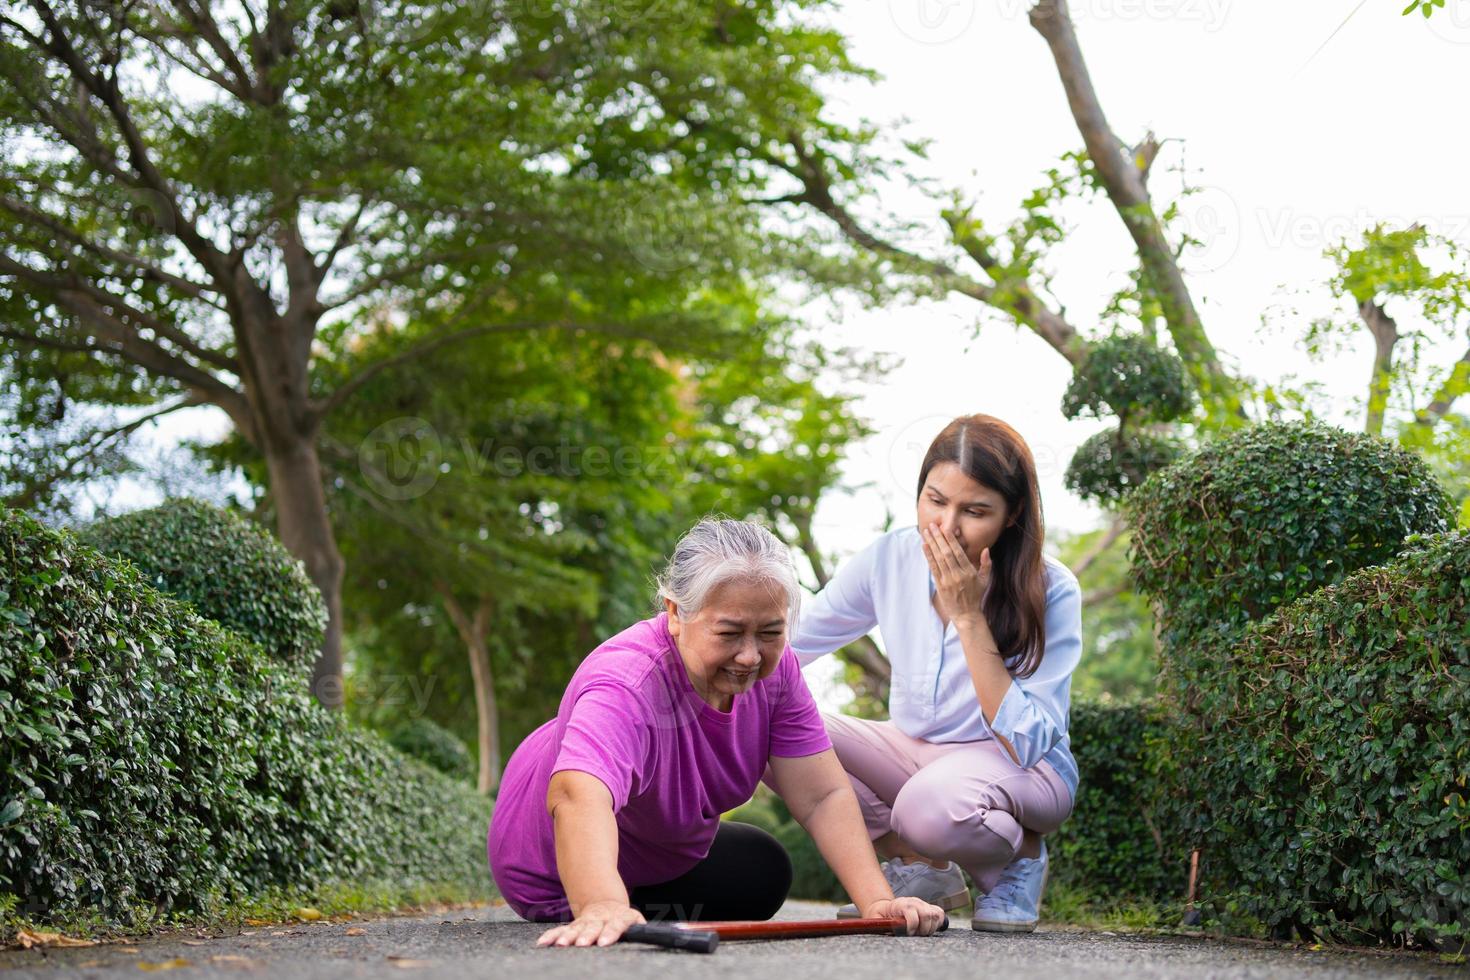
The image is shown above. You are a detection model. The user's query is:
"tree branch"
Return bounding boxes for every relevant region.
[1,192,222,306]
[1071,515,1127,579]
[1413,344,1470,428]
[1028,0,1234,409]
[765,135,1086,366]
[0,253,237,373]
[26,0,235,291]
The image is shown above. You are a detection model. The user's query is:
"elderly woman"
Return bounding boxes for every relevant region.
[488,519,945,947]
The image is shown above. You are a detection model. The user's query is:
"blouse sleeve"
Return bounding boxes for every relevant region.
[788,536,881,668]
[987,564,1083,770]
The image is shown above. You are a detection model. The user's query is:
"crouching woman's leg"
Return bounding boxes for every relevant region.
[888,740,1073,896]
[628,822,792,922]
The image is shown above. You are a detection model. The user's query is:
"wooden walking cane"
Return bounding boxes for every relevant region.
[622,914,950,954]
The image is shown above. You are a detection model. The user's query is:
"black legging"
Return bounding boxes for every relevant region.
[629,821,792,922]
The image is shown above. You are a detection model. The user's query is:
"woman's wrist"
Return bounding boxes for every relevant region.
[953,612,1002,653]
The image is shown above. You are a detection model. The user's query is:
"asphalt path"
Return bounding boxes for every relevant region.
[2,900,1464,979]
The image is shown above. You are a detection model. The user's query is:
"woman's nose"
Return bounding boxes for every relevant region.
[734,642,762,667]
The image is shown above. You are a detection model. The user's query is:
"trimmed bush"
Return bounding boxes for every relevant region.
[1126,422,1458,945]
[1128,421,1453,660]
[1064,427,1185,507]
[0,508,490,929]
[78,498,327,668]
[1181,531,1470,946]
[1048,699,1181,904]
[1061,332,1194,425]
[389,719,474,782]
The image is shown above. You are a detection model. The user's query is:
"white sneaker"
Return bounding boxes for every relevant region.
[971,841,1048,933]
[836,857,970,918]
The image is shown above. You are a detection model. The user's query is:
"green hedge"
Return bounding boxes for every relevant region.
[1126,422,1460,946]
[388,718,474,783]
[1128,421,1452,658]
[78,498,327,668]
[1048,699,1181,904]
[0,507,490,930]
[1183,531,1469,947]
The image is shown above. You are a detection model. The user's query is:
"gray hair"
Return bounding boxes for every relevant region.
[654,518,801,625]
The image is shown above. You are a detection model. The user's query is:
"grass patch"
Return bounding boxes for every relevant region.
[1041,881,1183,932]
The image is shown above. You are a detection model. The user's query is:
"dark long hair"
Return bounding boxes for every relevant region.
[917,414,1048,678]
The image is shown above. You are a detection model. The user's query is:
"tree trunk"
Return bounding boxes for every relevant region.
[439,587,501,795]
[1359,299,1399,437]
[264,438,346,708]
[1029,0,1236,415]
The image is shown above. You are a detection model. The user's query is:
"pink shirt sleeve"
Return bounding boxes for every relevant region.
[766,647,833,758]
[550,681,653,811]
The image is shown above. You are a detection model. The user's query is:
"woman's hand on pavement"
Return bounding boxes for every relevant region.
[862,896,947,936]
[536,901,646,948]
[921,522,991,627]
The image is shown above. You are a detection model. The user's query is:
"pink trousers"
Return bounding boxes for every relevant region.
[823,712,1074,894]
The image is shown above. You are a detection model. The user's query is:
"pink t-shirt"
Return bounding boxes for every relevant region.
[487,612,832,921]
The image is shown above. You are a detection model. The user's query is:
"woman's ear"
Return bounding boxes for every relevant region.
[664,597,681,638]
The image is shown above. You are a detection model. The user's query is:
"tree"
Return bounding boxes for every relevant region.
[0,0,871,704]
[265,306,872,792]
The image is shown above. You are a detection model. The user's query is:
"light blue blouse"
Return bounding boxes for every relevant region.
[790,526,1083,801]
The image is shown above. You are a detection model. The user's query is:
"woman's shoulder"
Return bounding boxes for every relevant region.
[570,616,673,691]
[867,525,923,565]
[1040,552,1082,603]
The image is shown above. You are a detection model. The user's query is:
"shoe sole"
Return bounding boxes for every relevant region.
[836,889,971,919]
[970,917,1039,933]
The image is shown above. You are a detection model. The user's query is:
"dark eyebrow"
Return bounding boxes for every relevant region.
[715,619,786,629]
[928,487,997,508]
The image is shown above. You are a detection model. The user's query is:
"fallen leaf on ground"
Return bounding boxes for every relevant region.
[243,919,271,926]
[14,929,98,949]
[386,954,434,968]
[344,928,366,936]
[118,946,141,953]
[180,940,208,946]
[137,958,191,971]
[294,907,322,922]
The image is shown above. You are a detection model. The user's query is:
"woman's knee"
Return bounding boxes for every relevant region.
[890,781,1022,864]
[721,821,792,917]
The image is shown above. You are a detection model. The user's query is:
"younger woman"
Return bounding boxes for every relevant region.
[789,415,1082,932]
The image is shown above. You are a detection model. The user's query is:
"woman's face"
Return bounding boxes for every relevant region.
[917,461,1014,569]
[666,579,788,711]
